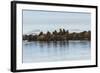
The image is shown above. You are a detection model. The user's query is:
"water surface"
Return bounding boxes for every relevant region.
[23,40,91,63]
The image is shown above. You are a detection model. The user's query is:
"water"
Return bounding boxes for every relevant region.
[22,41,91,63]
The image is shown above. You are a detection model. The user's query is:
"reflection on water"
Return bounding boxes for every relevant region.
[23,41,91,63]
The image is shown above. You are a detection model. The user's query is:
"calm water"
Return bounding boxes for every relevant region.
[22,41,91,63]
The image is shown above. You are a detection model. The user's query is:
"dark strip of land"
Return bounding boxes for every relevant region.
[23,29,91,41]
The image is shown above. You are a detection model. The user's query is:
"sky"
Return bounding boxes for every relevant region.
[23,10,91,34]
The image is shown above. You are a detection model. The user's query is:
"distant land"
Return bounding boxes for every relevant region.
[23,28,91,41]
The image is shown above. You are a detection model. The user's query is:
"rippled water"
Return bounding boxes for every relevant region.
[22,41,91,63]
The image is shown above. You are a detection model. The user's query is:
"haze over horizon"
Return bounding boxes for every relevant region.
[23,10,91,34]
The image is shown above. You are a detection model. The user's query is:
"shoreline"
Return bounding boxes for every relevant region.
[23,29,91,42]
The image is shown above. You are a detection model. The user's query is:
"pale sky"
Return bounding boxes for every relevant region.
[23,10,91,34]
